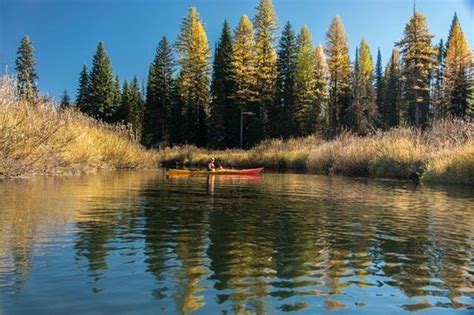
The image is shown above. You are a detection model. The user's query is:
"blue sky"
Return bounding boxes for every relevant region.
[1,0,472,99]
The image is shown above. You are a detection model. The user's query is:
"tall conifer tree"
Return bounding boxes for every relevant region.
[325,15,352,135]
[375,48,384,122]
[76,65,90,113]
[209,21,235,148]
[443,13,472,117]
[293,26,316,136]
[89,42,118,123]
[15,36,38,101]
[432,39,446,118]
[276,21,297,138]
[230,15,258,148]
[254,0,278,139]
[383,48,402,127]
[396,11,437,128]
[313,45,329,133]
[143,37,174,147]
[176,7,211,147]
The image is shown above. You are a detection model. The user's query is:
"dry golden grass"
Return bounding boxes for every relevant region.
[0,76,157,177]
[158,119,473,185]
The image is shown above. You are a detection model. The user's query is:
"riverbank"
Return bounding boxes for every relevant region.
[158,119,474,185]
[0,77,157,178]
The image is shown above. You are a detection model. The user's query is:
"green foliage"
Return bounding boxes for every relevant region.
[383,48,402,128]
[375,48,384,121]
[396,12,437,128]
[143,37,174,148]
[15,36,38,101]
[254,0,278,139]
[209,21,236,149]
[89,42,118,123]
[60,90,71,109]
[76,65,90,113]
[276,21,297,138]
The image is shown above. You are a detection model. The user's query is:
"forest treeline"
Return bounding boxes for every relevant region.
[14,0,473,149]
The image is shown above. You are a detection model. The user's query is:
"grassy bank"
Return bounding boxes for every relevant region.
[158,119,474,185]
[0,77,157,178]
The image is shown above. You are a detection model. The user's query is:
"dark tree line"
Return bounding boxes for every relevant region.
[13,1,473,149]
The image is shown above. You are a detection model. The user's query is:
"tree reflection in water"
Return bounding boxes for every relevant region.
[0,171,472,314]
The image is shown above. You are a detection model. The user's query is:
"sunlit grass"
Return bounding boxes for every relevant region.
[158,119,473,185]
[0,76,157,177]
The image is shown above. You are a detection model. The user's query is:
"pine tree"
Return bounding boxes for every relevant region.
[443,13,472,117]
[375,48,384,123]
[356,39,377,134]
[383,48,402,128]
[76,65,90,113]
[209,21,235,149]
[230,15,258,148]
[254,0,278,139]
[60,90,71,109]
[349,47,362,132]
[129,77,144,140]
[119,80,131,124]
[143,37,174,148]
[89,42,118,123]
[313,44,329,133]
[175,7,211,147]
[15,36,38,101]
[396,11,437,128]
[432,39,445,118]
[276,21,297,138]
[325,15,352,135]
[293,26,316,136]
[169,80,184,145]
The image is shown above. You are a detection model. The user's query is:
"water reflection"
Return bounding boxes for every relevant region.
[0,171,473,314]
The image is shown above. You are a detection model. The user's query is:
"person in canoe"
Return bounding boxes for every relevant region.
[207,157,216,172]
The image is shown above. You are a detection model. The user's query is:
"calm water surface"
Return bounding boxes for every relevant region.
[0,171,473,314]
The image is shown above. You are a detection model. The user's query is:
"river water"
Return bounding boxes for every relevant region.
[0,171,472,314]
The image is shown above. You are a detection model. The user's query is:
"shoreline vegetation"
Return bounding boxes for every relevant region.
[159,119,474,185]
[2,75,472,185]
[0,76,157,178]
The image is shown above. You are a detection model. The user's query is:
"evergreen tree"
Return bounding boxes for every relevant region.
[15,36,38,101]
[349,38,376,134]
[293,26,316,136]
[76,65,90,113]
[169,80,184,145]
[230,15,258,148]
[209,21,235,149]
[325,15,352,135]
[89,42,118,123]
[143,37,174,148]
[129,77,145,140]
[113,75,121,121]
[276,21,297,138]
[432,39,445,118]
[313,44,329,133]
[375,48,384,123]
[383,48,402,128]
[396,11,437,128]
[119,80,131,124]
[349,47,362,132]
[254,0,278,139]
[175,7,211,147]
[443,13,472,117]
[60,90,71,109]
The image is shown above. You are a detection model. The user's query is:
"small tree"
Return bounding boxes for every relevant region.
[15,36,38,101]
